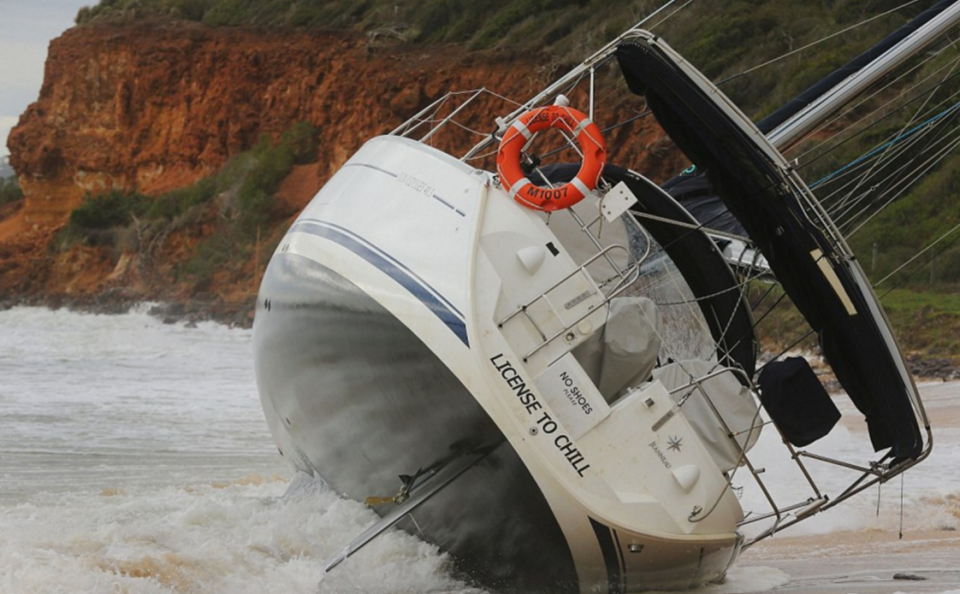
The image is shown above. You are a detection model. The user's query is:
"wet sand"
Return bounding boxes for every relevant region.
[736,380,960,594]
[738,529,960,593]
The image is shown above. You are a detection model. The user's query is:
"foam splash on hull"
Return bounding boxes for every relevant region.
[0,473,485,594]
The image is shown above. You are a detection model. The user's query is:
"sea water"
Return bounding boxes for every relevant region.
[1,306,958,594]
[0,306,479,594]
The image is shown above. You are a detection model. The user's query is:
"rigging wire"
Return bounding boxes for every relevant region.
[840,118,960,235]
[834,48,960,207]
[804,70,960,191]
[646,0,696,32]
[825,125,953,220]
[828,107,960,232]
[812,86,960,219]
[754,328,818,377]
[875,220,960,287]
[718,0,925,86]
[791,33,960,148]
[812,59,960,226]
[835,140,957,237]
[821,99,960,225]
[634,0,687,30]
[791,40,960,167]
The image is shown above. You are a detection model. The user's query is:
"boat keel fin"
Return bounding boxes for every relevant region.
[320,448,494,575]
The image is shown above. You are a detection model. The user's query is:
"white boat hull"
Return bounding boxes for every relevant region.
[254,136,746,592]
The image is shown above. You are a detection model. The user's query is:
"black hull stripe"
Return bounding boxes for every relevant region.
[590,517,623,594]
[293,219,469,346]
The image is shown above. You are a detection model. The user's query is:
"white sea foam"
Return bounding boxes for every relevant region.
[642,566,790,594]
[0,474,480,594]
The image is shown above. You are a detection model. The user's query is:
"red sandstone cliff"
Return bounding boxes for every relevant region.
[9,21,681,224]
[2,20,683,316]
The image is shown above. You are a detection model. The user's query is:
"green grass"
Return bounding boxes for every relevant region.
[145,177,217,221]
[877,287,960,315]
[880,288,960,359]
[178,121,317,285]
[748,283,960,362]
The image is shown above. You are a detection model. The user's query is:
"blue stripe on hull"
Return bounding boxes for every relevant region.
[292,219,469,346]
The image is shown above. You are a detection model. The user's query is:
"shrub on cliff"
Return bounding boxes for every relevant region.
[69,190,148,230]
[57,189,149,251]
[213,121,317,235]
[76,0,217,24]
[0,177,23,207]
[283,121,320,165]
[53,120,316,291]
[181,121,318,283]
[145,177,217,221]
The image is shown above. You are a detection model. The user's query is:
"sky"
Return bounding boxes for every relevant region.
[0,0,90,161]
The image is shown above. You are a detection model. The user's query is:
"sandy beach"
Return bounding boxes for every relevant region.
[731,380,960,594]
[736,529,960,593]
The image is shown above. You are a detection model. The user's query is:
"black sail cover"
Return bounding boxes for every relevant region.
[615,41,923,461]
[660,169,747,238]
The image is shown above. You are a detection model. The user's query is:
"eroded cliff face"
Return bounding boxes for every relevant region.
[1,20,683,318]
[8,20,682,226]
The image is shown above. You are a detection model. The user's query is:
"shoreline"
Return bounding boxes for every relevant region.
[0,293,257,329]
[736,529,960,593]
[3,295,959,381]
[730,378,960,594]
[4,295,958,381]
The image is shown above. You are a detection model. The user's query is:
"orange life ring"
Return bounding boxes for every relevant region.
[496,105,606,212]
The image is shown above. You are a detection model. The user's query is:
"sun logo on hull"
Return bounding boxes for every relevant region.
[667,436,683,452]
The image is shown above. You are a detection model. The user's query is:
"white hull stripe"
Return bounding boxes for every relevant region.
[511,120,533,140]
[571,176,591,198]
[508,177,532,200]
